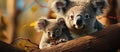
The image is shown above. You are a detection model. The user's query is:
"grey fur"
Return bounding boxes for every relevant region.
[35,18,73,49]
[65,1,104,38]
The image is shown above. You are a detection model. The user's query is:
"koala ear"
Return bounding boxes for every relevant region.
[57,18,65,25]
[38,19,48,29]
[35,19,48,32]
[92,0,106,15]
[93,0,106,8]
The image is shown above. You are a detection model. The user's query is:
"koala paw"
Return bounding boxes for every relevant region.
[47,44,52,47]
[56,39,67,44]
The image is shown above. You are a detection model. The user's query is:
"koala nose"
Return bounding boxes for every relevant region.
[51,34,56,38]
[76,18,83,26]
[48,32,55,38]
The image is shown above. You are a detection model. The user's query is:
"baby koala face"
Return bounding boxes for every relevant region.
[45,21,63,40]
[35,18,71,45]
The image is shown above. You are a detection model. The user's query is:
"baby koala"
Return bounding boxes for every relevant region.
[35,18,73,49]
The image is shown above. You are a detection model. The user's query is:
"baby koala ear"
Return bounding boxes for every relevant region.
[35,18,48,32]
[57,18,67,28]
[57,18,65,25]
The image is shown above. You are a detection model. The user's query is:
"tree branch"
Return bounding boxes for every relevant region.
[0,41,25,52]
[39,23,120,52]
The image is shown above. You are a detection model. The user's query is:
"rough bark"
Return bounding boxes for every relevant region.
[39,23,120,52]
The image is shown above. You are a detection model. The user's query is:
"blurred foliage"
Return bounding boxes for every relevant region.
[0,15,8,41]
[30,21,36,27]
[45,0,48,2]
[31,5,38,13]
[0,0,57,51]
[15,0,49,51]
[12,37,39,52]
[0,0,6,11]
[0,0,49,51]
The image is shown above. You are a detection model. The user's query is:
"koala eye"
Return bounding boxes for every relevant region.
[38,22,44,26]
[70,15,74,20]
[48,32,51,35]
[85,14,90,19]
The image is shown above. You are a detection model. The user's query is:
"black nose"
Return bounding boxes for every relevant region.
[52,34,56,38]
[76,18,83,25]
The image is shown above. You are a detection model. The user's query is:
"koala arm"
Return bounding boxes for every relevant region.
[39,33,51,49]
[63,28,73,40]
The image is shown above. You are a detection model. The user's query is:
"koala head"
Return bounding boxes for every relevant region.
[35,18,67,40]
[65,2,98,31]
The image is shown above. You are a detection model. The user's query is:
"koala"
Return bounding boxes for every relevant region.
[49,0,107,18]
[35,18,73,49]
[65,1,104,38]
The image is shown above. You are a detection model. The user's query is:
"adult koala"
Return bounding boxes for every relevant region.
[64,0,104,38]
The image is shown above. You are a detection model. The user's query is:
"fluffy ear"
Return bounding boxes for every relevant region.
[35,18,48,32]
[93,0,106,8]
[57,18,65,25]
[92,0,106,15]
[50,0,70,14]
[57,18,66,28]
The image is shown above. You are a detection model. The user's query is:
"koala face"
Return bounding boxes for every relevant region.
[36,18,73,49]
[65,3,97,30]
[35,18,71,44]
[45,23,63,40]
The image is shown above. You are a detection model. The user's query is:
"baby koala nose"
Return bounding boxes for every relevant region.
[76,18,83,26]
[50,34,55,38]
